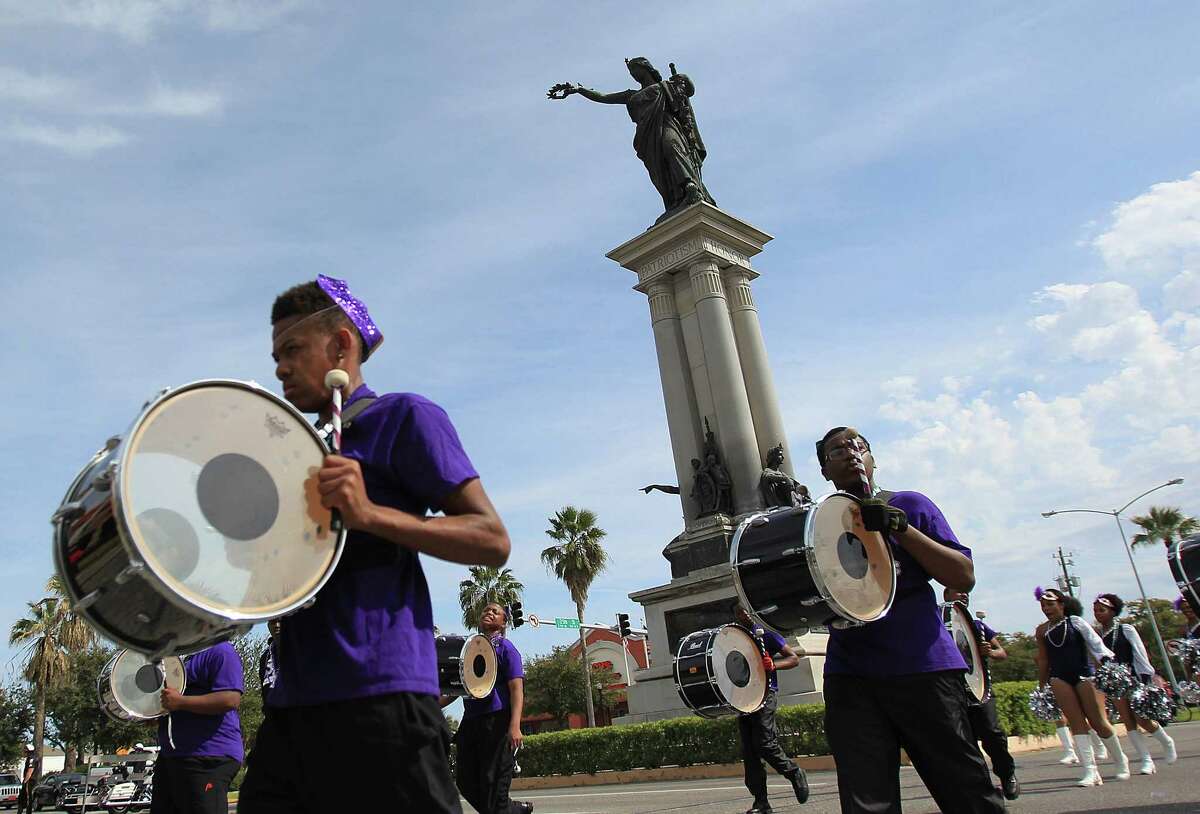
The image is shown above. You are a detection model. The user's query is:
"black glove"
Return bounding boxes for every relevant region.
[861,499,908,535]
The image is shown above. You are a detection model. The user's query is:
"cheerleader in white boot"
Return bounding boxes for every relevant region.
[1035,587,1128,786]
[1094,593,1177,774]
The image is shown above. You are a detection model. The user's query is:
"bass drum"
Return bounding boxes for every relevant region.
[437,634,498,699]
[674,624,767,719]
[98,650,186,722]
[1169,534,1200,619]
[942,601,991,705]
[54,379,346,657]
[731,493,896,634]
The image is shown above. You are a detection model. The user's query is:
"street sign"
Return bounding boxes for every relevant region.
[554,617,581,629]
[527,613,541,628]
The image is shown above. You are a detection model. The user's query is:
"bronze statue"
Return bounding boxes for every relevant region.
[760,444,810,508]
[550,58,715,222]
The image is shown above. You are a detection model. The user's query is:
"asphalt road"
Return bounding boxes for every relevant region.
[498,722,1200,814]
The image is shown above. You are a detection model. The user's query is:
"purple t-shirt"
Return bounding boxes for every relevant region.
[974,619,998,642]
[269,386,479,707]
[758,629,787,691]
[824,491,971,677]
[158,642,244,762]
[463,636,524,720]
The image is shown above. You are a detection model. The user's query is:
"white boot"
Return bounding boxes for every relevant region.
[1057,726,1079,764]
[1074,735,1102,787]
[1090,730,1108,761]
[1150,726,1177,764]
[1128,730,1155,775]
[1103,733,1130,780]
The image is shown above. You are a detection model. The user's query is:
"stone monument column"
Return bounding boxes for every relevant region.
[724,267,794,475]
[642,279,702,519]
[688,259,763,514]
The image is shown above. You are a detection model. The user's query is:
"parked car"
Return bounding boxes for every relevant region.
[32,772,84,811]
[0,773,19,810]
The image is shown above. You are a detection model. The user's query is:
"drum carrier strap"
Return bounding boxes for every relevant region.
[341,397,377,429]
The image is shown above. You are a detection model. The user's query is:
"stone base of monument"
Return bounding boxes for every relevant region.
[613,564,827,725]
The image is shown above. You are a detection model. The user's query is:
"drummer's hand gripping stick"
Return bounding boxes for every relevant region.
[324,369,350,533]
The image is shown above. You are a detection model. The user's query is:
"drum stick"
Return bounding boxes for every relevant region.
[843,427,872,500]
[324,369,350,533]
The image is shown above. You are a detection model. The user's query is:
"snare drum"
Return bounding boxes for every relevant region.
[53,379,346,657]
[941,601,991,705]
[674,624,767,718]
[731,493,896,634]
[1169,534,1200,618]
[97,650,186,722]
[437,634,498,699]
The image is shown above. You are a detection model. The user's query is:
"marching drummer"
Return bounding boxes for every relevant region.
[734,604,809,814]
[943,588,1020,800]
[453,603,533,814]
[239,276,511,813]
[154,642,244,814]
[814,427,1004,814]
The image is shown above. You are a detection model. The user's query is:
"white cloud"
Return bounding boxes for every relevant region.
[1093,171,1200,279]
[2,121,129,156]
[135,85,225,117]
[1164,270,1200,311]
[0,66,75,103]
[0,0,305,42]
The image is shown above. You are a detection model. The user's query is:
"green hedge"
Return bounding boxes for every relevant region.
[517,681,1050,777]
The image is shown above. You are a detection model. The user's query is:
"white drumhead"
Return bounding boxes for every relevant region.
[944,603,988,702]
[119,381,340,618]
[810,494,894,621]
[110,650,185,719]
[460,633,499,699]
[713,625,767,714]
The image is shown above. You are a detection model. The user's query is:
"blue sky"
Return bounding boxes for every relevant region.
[3,2,1200,687]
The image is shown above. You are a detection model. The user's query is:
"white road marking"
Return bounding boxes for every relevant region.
[523,781,828,799]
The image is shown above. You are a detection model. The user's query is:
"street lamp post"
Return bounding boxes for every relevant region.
[1042,478,1185,693]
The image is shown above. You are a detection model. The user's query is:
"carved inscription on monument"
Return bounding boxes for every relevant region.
[637,236,751,284]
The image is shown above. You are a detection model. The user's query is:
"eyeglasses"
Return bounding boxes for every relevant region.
[825,441,869,462]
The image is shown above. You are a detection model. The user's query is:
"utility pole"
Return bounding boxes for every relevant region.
[1053,547,1080,598]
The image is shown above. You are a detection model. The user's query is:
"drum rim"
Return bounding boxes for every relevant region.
[803,492,897,625]
[457,632,498,700]
[111,378,348,625]
[1170,536,1200,613]
[941,600,991,703]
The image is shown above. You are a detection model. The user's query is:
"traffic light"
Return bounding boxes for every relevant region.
[617,612,631,638]
[509,601,525,628]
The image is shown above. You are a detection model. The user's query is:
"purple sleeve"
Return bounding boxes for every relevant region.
[981,622,998,641]
[888,491,970,558]
[764,630,787,656]
[501,639,524,681]
[205,644,245,694]
[388,398,479,509]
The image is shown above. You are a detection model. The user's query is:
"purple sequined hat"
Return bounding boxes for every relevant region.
[1175,596,1185,611]
[317,274,384,361]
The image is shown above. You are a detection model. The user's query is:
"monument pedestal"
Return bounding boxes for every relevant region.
[606,202,824,723]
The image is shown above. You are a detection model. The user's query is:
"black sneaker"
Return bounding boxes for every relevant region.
[521,804,535,814]
[745,805,773,814]
[1001,774,1020,800]
[789,767,810,804]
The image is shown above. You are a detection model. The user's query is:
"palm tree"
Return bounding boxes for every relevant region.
[1130,506,1199,550]
[541,506,608,727]
[9,577,93,777]
[458,566,525,629]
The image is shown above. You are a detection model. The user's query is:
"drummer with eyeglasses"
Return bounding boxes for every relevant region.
[239,276,511,814]
[153,642,244,814]
[451,603,533,814]
[815,427,1004,814]
[734,605,809,814]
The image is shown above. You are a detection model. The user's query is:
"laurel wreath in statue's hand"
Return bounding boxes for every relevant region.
[547,82,575,100]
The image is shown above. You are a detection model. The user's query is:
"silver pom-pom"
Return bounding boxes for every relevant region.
[1028,684,1061,721]
[1175,639,1200,672]
[1129,683,1176,725]
[1095,660,1136,699]
[1105,692,1121,721]
[1177,680,1200,705]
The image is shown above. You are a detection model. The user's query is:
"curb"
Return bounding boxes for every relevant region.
[511,732,1061,791]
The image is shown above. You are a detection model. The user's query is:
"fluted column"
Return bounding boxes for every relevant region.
[724,267,793,475]
[688,259,763,514]
[645,280,702,520]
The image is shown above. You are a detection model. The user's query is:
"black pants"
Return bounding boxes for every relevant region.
[17,783,32,814]
[738,689,798,805]
[967,696,1015,781]
[455,710,524,814]
[825,670,1006,814]
[239,692,461,814]
[150,756,240,814]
